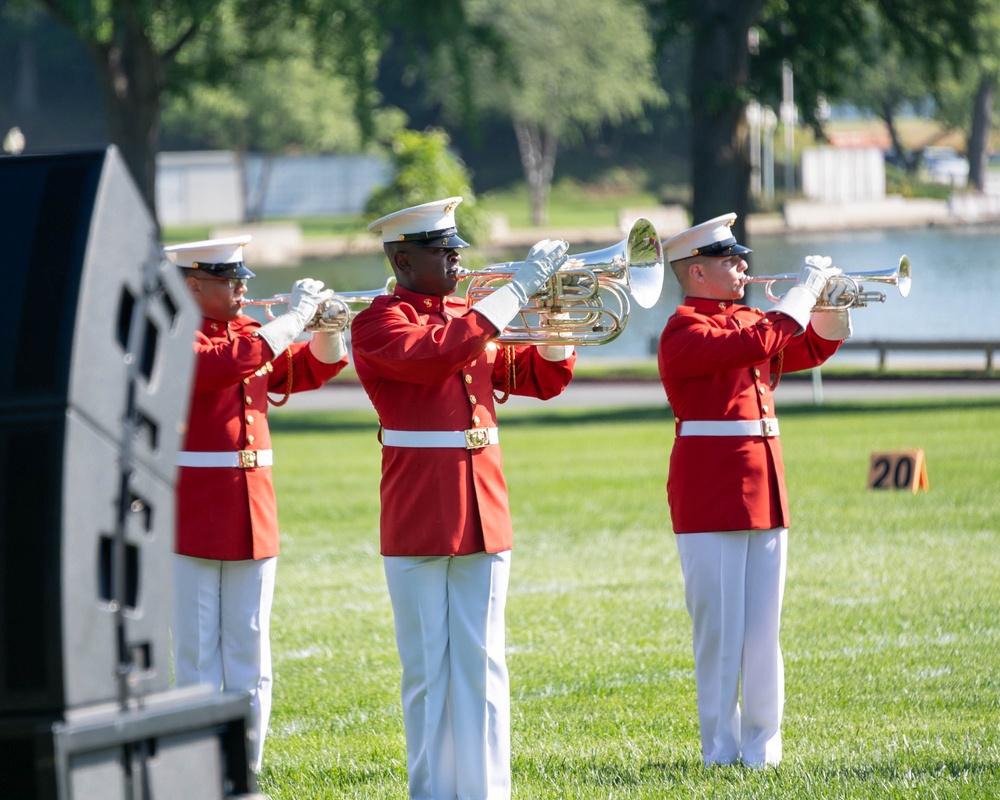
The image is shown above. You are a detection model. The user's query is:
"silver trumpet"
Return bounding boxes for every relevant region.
[456,217,664,345]
[743,255,911,309]
[241,278,395,332]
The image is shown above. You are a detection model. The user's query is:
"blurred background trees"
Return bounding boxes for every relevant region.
[1,0,996,234]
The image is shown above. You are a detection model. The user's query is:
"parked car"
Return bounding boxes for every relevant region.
[918,146,969,187]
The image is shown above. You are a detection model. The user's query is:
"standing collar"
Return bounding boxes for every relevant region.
[685,296,742,314]
[394,283,447,313]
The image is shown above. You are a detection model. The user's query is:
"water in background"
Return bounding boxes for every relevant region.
[247,224,1000,367]
[584,223,1000,366]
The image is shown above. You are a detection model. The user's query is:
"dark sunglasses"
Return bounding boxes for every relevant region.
[195,275,248,289]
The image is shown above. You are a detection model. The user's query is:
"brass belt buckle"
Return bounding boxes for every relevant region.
[761,419,779,438]
[238,449,258,468]
[464,428,489,450]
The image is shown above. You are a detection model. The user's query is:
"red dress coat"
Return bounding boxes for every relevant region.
[175,315,348,560]
[657,297,842,534]
[351,284,576,557]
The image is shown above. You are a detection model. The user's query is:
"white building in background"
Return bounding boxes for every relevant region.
[801,146,885,203]
[156,151,391,227]
[157,151,245,226]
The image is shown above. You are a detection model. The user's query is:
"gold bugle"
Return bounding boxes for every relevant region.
[456,218,664,345]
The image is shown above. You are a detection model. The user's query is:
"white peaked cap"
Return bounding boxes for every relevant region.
[662,213,752,263]
[164,235,255,277]
[368,196,470,248]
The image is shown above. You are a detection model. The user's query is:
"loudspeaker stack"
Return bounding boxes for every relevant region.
[0,148,257,799]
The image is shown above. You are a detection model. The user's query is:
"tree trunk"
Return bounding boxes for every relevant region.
[513,118,558,226]
[878,101,912,171]
[86,20,164,224]
[687,0,766,246]
[968,73,996,192]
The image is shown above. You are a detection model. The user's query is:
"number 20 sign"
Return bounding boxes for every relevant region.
[867,449,929,493]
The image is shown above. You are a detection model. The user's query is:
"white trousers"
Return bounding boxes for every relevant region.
[172,554,276,772]
[675,528,787,767]
[384,551,512,800]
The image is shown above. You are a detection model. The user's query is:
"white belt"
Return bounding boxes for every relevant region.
[177,449,274,468]
[677,419,780,438]
[381,428,500,449]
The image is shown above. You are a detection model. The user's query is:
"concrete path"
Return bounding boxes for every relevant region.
[272,377,1000,414]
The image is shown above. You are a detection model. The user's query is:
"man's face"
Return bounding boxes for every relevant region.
[689,254,749,300]
[392,245,462,296]
[186,274,248,321]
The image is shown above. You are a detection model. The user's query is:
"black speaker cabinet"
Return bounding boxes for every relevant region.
[0,147,199,715]
[0,686,257,800]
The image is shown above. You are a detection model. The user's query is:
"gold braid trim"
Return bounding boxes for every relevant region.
[268,347,294,406]
[493,345,516,404]
[770,349,785,391]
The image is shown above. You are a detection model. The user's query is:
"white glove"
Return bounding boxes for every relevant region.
[535,310,575,361]
[289,278,325,323]
[798,255,840,295]
[473,239,569,331]
[308,331,348,363]
[771,255,842,330]
[810,308,853,341]
[821,274,851,308]
[257,278,325,355]
[537,343,575,361]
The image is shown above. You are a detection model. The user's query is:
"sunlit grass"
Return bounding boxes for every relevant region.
[257,398,1000,798]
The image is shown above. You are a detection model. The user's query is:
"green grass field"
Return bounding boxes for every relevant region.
[257,397,1000,799]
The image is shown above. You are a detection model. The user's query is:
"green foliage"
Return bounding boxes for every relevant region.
[460,0,664,138]
[364,128,490,244]
[257,398,1000,798]
[884,163,956,200]
[481,177,661,229]
[165,44,400,152]
[754,0,982,115]
[425,0,663,224]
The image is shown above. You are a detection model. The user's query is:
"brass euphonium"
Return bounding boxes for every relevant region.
[743,255,911,310]
[241,278,396,332]
[457,217,664,345]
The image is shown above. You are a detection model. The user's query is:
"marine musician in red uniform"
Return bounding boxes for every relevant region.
[351,197,576,799]
[166,236,348,772]
[657,214,852,768]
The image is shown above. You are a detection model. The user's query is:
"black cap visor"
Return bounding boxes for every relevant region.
[189,261,256,279]
[399,227,470,249]
[695,241,752,258]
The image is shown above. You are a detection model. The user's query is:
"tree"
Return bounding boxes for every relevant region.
[160,13,406,219]
[21,0,225,218]
[847,33,936,173]
[432,0,663,225]
[365,128,490,244]
[666,0,766,236]
[925,4,1000,192]
[649,0,981,243]
[20,0,398,222]
[22,0,491,224]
